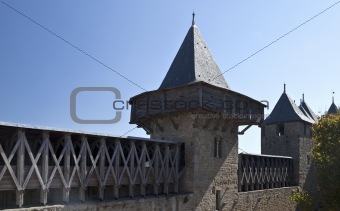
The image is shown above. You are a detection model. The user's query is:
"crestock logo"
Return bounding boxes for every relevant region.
[113,98,270,120]
[70,87,122,124]
[114,99,270,111]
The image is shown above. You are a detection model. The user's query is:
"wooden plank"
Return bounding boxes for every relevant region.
[145,145,154,182]
[163,144,169,195]
[47,139,68,189]
[79,136,87,202]
[118,142,132,185]
[0,124,187,206]
[99,139,105,200]
[23,135,45,190]
[140,142,146,197]
[69,138,85,190]
[40,132,49,205]
[114,140,120,199]
[0,133,22,182]
[0,142,20,189]
[84,140,101,187]
[16,130,25,207]
[153,144,159,195]
[63,134,71,203]
[174,144,179,193]
[129,141,135,198]
[103,143,118,185]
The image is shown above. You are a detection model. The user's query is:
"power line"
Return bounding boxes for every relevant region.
[0,0,147,93]
[211,0,340,82]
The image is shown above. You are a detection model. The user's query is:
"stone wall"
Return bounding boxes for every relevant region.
[261,121,319,210]
[3,188,298,211]
[149,111,239,210]
[224,187,297,211]
[3,194,193,211]
[261,122,315,187]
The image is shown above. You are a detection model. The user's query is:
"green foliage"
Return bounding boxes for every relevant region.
[311,113,340,210]
[290,113,340,210]
[290,188,312,211]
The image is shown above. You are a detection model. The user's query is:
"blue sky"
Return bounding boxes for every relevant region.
[1,1,339,154]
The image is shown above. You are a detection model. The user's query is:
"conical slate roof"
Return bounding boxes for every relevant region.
[299,95,318,122]
[159,23,229,90]
[265,91,315,125]
[328,102,338,114]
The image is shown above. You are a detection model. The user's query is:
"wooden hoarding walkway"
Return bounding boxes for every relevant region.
[0,123,184,208]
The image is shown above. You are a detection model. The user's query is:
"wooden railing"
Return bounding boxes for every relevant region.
[238,153,294,192]
[0,123,184,208]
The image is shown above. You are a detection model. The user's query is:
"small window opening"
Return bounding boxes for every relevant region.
[215,190,221,211]
[214,137,221,158]
[277,124,284,136]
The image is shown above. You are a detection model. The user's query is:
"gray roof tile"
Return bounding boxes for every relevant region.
[159,25,229,90]
[299,100,318,122]
[264,92,315,125]
[327,102,338,114]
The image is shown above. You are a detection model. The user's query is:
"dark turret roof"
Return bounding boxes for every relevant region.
[264,91,315,125]
[159,23,229,90]
[328,102,338,114]
[299,95,318,122]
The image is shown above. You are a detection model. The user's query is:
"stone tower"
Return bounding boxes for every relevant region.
[130,15,265,210]
[261,85,317,192]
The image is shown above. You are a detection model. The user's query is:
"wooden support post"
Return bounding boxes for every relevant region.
[63,134,71,203]
[244,156,248,192]
[99,139,105,201]
[153,144,159,196]
[40,132,49,205]
[114,140,120,199]
[140,142,146,197]
[174,144,179,194]
[238,155,242,192]
[79,136,87,202]
[163,144,169,195]
[129,141,135,198]
[260,157,264,190]
[250,156,254,191]
[16,130,25,207]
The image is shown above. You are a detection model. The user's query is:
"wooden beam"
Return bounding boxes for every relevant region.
[174,144,179,194]
[153,144,159,196]
[140,142,146,197]
[23,134,46,190]
[99,138,105,201]
[40,132,49,205]
[0,134,21,189]
[47,139,68,189]
[238,125,252,135]
[163,145,169,195]
[79,136,87,202]
[129,141,135,198]
[63,134,71,203]
[0,124,185,207]
[16,130,25,207]
[114,140,120,199]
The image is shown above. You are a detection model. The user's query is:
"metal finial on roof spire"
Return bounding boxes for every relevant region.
[333,91,335,103]
[192,12,195,26]
[284,83,286,93]
[302,93,304,102]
